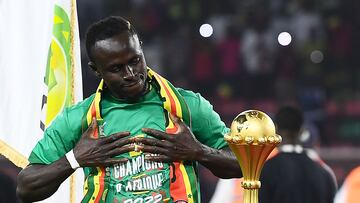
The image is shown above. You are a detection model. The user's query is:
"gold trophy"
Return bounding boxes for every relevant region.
[224,110,282,203]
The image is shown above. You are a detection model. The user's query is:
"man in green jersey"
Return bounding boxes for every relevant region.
[17,16,242,203]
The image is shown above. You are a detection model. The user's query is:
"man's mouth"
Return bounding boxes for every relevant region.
[123,74,145,88]
[123,79,141,87]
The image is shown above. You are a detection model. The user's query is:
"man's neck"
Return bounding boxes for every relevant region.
[279,144,304,153]
[278,130,299,146]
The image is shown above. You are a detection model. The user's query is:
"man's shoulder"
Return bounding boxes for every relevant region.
[176,88,205,102]
[270,152,331,175]
[177,88,197,97]
[176,88,213,111]
[264,152,309,169]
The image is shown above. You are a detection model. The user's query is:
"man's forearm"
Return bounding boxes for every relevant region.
[198,146,242,178]
[17,156,75,202]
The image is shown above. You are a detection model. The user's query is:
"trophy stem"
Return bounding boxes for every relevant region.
[243,189,259,203]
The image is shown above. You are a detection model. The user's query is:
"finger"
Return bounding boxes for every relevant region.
[104,138,135,152]
[100,131,131,144]
[134,137,170,148]
[169,113,188,132]
[105,144,134,157]
[140,145,168,155]
[169,113,181,124]
[84,117,98,137]
[142,128,170,140]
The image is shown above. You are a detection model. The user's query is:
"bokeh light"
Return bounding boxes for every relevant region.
[199,24,213,38]
[310,50,324,63]
[278,32,292,46]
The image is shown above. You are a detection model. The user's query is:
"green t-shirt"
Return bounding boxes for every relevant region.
[29,86,229,203]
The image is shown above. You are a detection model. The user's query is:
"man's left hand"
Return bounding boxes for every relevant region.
[137,113,204,162]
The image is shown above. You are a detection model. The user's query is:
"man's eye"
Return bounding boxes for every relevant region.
[111,66,121,72]
[130,57,140,65]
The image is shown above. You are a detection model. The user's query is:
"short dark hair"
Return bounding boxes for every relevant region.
[85,16,138,61]
[275,106,304,133]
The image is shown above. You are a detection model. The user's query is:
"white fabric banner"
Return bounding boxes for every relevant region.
[0,0,84,202]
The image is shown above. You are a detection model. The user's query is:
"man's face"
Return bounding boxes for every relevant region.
[91,33,147,100]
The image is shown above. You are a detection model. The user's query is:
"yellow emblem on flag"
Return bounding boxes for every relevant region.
[42,5,73,128]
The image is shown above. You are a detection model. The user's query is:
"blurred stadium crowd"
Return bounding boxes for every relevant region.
[79,0,360,147]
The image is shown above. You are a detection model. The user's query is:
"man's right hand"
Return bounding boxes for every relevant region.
[74,117,133,167]
[17,117,135,202]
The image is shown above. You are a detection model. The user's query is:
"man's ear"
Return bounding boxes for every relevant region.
[88,61,100,77]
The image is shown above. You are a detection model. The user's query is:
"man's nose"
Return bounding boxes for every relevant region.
[123,65,135,79]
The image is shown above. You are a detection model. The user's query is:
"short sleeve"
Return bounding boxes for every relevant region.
[179,89,229,149]
[28,108,81,164]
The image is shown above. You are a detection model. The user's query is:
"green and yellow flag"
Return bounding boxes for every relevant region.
[0,0,83,202]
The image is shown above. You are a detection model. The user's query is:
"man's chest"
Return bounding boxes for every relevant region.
[101,103,167,137]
